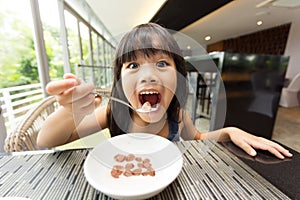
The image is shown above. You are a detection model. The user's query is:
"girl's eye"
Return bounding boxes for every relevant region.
[156,61,169,68]
[128,62,139,69]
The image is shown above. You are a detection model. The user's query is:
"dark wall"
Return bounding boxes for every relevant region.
[207,23,291,55]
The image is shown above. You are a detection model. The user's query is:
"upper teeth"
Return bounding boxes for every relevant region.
[140,91,158,95]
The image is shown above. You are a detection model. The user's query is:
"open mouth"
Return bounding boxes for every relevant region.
[139,91,161,108]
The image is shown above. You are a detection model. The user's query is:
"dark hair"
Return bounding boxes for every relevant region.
[107,23,188,136]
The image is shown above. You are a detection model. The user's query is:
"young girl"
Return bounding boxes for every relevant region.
[38,23,292,159]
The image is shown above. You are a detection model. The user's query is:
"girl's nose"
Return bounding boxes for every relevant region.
[139,64,158,84]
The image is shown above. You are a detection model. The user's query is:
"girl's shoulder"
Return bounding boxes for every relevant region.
[176,108,187,128]
[177,108,194,128]
[178,108,189,121]
[177,108,198,140]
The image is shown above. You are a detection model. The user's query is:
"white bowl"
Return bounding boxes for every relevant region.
[84,133,183,199]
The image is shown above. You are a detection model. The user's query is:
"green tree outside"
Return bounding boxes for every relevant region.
[0,1,64,88]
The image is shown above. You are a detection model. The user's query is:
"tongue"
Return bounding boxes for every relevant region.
[143,94,158,106]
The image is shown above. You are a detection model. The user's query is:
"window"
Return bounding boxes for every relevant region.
[0,0,116,135]
[63,2,115,87]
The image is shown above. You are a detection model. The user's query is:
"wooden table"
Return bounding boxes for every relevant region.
[0,140,297,199]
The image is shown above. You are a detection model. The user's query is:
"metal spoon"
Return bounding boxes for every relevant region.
[91,92,158,113]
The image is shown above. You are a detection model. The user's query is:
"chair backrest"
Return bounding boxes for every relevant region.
[4,96,59,152]
[288,73,300,90]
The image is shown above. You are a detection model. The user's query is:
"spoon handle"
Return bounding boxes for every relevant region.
[109,97,136,111]
[91,91,157,113]
[91,91,135,110]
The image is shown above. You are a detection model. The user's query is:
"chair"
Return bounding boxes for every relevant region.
[4,96,59,152]
[279,73,300,107]
[195,72,217,118]
[4,88,111,152]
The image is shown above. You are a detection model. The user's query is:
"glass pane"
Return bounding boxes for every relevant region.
[64,10,80,73]
[91,31,98,65]
[106,44,113,86]
[0,0,37,88]
[38,0,64,80]
[79,22,90,65]
[98,36,104,66]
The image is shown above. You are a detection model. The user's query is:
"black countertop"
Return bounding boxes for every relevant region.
[222,142,300,200]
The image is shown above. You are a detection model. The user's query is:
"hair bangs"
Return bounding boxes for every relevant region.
[120,48,175,64]
[116,25,179,63]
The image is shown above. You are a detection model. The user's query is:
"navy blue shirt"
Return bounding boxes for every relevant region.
[167,120,180,141]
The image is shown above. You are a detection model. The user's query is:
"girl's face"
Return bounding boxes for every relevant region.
[121,51,177,124]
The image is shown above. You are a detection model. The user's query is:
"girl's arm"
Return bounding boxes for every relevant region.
[37,73,106,148]
[37,106,81,148]
[37,105,107,148]
[199,127,292,159]
[180,110,293,159]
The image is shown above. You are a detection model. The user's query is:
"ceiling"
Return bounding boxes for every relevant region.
[150,0,232,31]
[86,0,166,37]
[87,0,300,47]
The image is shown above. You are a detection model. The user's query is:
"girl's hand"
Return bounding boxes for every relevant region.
[225,127,293,159]
[46,73,102,115]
